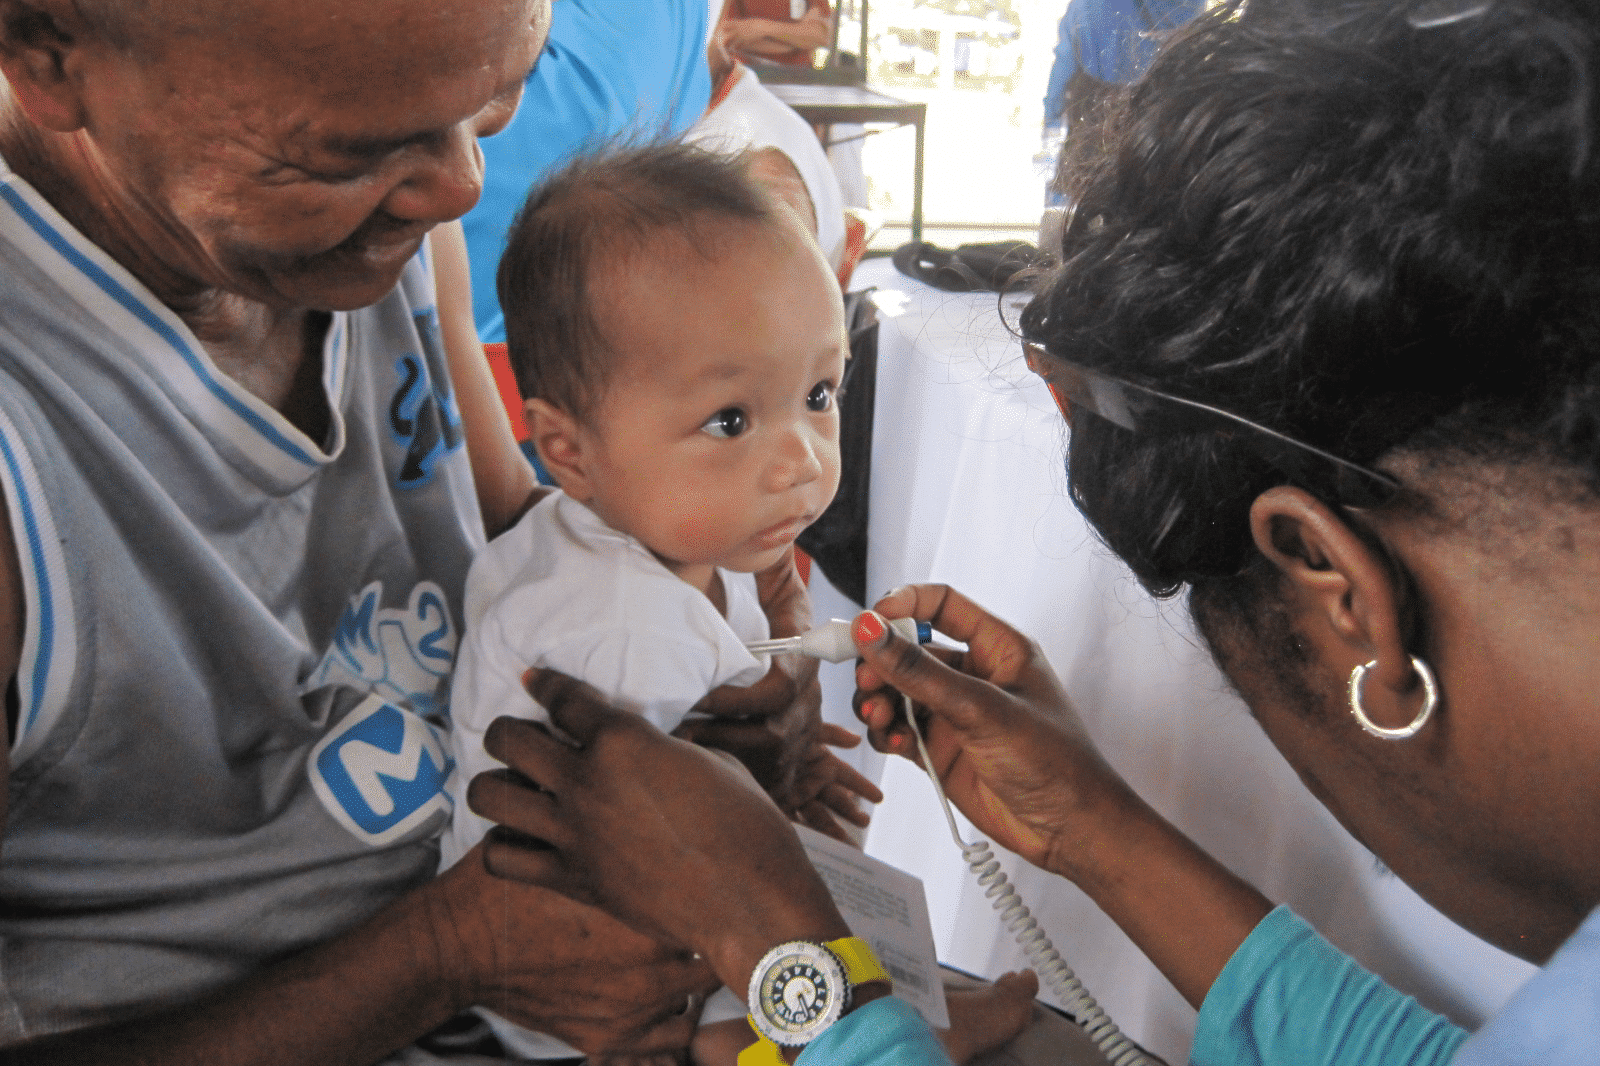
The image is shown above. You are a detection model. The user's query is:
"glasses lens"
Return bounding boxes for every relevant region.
[1022,343,1401,508]
[1025,343,1151,432]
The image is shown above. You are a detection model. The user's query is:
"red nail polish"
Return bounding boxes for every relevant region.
[853,611,887,646]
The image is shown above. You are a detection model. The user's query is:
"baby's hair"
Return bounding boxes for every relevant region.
[497,141,775,422]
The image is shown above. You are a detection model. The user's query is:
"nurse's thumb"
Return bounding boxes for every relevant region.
[851,610,986,731]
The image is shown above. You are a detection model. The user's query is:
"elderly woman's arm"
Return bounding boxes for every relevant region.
[466,680,930,1064]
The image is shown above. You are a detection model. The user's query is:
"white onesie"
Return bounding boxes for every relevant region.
[441,490,769,1058]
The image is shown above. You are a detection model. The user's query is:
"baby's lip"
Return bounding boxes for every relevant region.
[751,512,815,549]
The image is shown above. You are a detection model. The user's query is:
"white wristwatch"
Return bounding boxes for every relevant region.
[745,936,891,1049]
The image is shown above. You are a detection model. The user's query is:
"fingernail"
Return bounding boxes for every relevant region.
[853,610,887,647]
[883,585,908,600]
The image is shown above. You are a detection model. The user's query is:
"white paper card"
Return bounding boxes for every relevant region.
[794,823,951,1029]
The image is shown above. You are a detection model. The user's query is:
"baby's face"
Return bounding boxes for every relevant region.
[579,213,846,588]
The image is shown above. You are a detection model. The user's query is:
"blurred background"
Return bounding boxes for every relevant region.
[832,0,1058,249]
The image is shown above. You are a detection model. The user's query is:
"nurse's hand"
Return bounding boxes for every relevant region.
[853,585,1275,1009]
[851,585,1145,884]
[467,670,852,996]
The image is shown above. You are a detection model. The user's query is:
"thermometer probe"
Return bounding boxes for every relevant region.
[745,616,932,663]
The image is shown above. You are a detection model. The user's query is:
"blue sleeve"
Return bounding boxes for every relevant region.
[1044,0,1211,126]
[1191,906,1468,1066]
[1042,7,1079,130]
[1452,906,1600,1066]
[799,996,953,1066]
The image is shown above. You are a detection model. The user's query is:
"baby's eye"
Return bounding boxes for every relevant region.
[806,381,837,413]
[701,407,749,438]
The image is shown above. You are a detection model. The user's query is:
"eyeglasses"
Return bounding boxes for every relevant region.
[1022,342,1402,508]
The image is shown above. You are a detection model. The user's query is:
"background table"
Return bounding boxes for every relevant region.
[811,257,1536,1064]
[763,83,927,240]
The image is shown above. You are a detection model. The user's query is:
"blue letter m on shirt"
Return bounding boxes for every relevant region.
[309,693,455,847]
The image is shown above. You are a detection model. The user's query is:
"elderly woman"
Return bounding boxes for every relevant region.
[465,0,1600,1063]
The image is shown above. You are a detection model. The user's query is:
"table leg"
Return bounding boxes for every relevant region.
[912,114,925,242]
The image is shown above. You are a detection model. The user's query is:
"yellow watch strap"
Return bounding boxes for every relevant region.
[824,936,892,986]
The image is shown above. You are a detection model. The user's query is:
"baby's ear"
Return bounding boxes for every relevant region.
[523,398,593,501]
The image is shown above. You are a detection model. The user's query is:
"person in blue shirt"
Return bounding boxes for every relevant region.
[1042,0,1205,136]
[461,1,1600,1064]
[1039,0,1204,208]
[463,0,716,342]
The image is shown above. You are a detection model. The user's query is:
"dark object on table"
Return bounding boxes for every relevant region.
[892,240,1050,293]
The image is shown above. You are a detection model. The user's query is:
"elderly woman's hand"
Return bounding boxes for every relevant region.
[466,668,853,995]
[429,851,718,1060]
[851,584,1144,883]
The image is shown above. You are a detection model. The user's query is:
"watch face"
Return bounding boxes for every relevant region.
[749,942,848,1046]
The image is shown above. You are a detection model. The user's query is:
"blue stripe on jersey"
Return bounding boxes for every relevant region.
[0,183,318,468]
[0,427,52,736]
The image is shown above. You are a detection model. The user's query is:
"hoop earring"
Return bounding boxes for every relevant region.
[1348,655,1438,740]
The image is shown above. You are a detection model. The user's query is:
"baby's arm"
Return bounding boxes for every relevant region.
[679,554,883,840]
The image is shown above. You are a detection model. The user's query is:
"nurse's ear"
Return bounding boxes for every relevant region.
[523,398,596,503]
[1248,486,1425,736]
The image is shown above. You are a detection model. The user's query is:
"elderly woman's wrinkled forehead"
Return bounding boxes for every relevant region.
[74,0,278,53]
[77,0,547,71]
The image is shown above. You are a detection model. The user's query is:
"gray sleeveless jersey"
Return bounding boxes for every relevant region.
[0,157,482,1041]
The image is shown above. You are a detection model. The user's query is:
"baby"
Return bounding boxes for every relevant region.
[441,143,1034,1065]
[440,142,845,1063]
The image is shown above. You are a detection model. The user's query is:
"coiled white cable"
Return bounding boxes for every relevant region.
[901,695,1160,1066]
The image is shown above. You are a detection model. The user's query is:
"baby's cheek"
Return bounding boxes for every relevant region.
[668,507,736,560]
[817,440,844,504]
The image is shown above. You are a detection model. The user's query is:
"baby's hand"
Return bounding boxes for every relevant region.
[786,724,884,842]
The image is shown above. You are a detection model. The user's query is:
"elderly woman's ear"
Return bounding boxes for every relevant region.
[0,0,94,133]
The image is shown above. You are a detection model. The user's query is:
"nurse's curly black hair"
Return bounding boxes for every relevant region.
[1022,0,1600,617]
